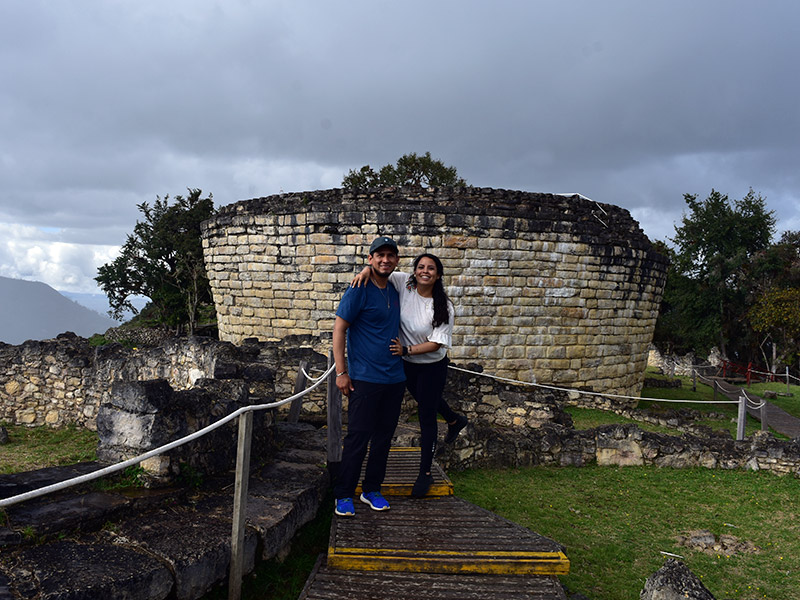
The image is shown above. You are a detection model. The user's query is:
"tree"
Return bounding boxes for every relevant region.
[96,189,215,335]
[749,287,800,370]
[654,189,776,360]
[746,230,800,369]
[342,152,466,188]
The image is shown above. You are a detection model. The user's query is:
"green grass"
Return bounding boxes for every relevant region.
[747,380,800,418]
[564,406,680,435]
[0,423,97,474]
[450,465,799,600]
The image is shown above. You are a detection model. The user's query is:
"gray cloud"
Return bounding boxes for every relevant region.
[1,0,798,293]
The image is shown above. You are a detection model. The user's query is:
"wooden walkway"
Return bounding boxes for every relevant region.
[299,448,570,600]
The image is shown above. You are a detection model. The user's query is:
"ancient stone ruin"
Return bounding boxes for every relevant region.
[201,186,668,398]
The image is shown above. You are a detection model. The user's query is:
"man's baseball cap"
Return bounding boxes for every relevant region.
[369,236,399,254]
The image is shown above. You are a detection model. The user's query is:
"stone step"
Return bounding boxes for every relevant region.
[0,421,330,600]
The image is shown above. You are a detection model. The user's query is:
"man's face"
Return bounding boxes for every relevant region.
[368,247,399,278]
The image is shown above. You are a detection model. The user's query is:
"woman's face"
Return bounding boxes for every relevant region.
[414,256,440,286]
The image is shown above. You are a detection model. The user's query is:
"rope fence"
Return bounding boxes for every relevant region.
[448,364,741,405]
[448,363,769,441]
[0,362,335,510]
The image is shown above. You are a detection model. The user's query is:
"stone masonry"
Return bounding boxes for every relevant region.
[201,186,668,397]
[0,333,323,429]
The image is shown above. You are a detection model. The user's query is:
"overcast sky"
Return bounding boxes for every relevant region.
[1,1,798,296]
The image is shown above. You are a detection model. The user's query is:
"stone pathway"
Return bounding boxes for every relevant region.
[0,422,329,600]
[714,379,800,438]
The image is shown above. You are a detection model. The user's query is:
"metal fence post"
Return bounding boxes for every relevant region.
[229,410,253,600]
[736,393,746,441]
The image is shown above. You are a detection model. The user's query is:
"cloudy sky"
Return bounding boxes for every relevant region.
[1,1,798,298]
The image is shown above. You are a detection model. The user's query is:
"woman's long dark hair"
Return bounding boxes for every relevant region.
[408,253,451,328]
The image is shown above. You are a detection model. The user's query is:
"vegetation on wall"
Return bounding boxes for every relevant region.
[342,151,466,188]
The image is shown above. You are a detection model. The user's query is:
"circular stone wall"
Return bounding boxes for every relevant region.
[201,186,668,396]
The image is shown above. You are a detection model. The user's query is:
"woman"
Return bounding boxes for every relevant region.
[353,253,468,497]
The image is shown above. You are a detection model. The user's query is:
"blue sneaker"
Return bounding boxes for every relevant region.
[360,491,390,511]
[334,497,355,517]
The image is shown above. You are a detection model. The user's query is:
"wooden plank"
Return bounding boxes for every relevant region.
[328,496,569,576]
[299,558,568,600]
[355,447,453,497]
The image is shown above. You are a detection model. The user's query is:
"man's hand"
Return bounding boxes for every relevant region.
[336,373,354,396]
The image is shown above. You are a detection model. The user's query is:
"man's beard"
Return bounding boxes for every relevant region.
[370,265,390,279]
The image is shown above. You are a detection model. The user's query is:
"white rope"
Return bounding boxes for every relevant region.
[447,365,740,404]
[749,367,800,384]
[301,366,327,384]
[0,363,336,509]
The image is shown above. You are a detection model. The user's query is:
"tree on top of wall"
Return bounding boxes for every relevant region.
[342,152,466,188]
[96,189,215,335]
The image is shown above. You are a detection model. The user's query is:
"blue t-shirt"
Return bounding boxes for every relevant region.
[335,281,405,384]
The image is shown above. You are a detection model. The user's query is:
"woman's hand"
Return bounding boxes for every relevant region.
[390,337,404,356]
[350,266,371,287]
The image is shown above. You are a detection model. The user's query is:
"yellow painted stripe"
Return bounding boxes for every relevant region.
[355,483,453,496]
[327,552,570,576]
[333,547,564,559]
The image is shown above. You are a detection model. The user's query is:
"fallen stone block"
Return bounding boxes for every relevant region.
[640,558,716,600]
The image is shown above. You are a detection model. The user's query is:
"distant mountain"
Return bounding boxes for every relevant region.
[0,276,118,345]
[61,291,147,321]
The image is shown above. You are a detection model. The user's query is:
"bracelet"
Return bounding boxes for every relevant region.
[402,346,408,356]
[336,370,347,377]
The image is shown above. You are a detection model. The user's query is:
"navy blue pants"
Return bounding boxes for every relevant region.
[333,380,405,499]
[403,357,455,476]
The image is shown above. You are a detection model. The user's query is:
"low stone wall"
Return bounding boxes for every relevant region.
[437,421,800,479]
[0,333,327,430]
[97,378,275,482]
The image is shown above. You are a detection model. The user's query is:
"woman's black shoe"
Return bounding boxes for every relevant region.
[411,473,434,498]
[444,414,468,443]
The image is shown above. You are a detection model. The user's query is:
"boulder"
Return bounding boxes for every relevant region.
[640,559,716,600]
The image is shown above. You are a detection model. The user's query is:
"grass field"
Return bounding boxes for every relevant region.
[451,464,799,600]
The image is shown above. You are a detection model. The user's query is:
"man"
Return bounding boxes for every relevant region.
[332,236,406,517]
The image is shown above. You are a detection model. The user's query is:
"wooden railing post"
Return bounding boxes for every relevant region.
[327,350,342,465]
[736,393,746,441]
[747,362,752,387]
[288,360,309,423]
[229,410,253,600]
